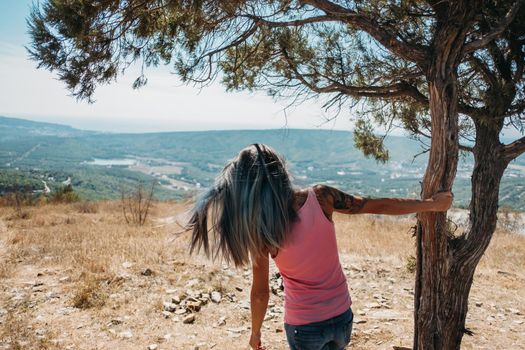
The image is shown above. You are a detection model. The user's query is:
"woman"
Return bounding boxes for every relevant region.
[186,144,453,350]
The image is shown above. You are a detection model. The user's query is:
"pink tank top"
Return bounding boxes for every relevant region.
[273,187,352,325]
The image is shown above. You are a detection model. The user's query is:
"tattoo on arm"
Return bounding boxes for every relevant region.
[323,186,369,214]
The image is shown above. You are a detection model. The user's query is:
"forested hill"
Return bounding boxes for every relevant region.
[1,116,524,210]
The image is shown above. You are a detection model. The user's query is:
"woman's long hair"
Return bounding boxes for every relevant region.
[186,144,297,267]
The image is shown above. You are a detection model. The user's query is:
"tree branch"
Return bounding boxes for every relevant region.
[243,14,336,27]
[463,0,524,54]
[300,0,428,63]
[281,48,429,102]
[503,135,525,162]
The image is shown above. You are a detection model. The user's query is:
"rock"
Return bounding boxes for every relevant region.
[227,326,248,333]
[163,302,177,312]
[354,319,367,324]
[162,311,172,318]
[59,276,71,283]
[475,302,483,307]
[183,314,195,324]
[365,302,382,309]
[239,300,250,310]
[122,261,133,269]
[368,310,400,320]
[166,289,177,294]
[175,308,187,315]
[187,301,202,312]
[211,291,222,303]
[508,308,521,315]
[148,344,158,350]
[108,318,123,326]
[217,316,226,326]
[141,268,154,276]
[186,279,200,287]
[235,287,243,292]
[46,292,60,300]
[119,330,133,339]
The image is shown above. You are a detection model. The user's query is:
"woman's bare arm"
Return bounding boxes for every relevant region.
[316,185,453,216]
[249,252,270,349]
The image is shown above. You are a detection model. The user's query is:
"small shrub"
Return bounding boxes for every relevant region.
[49,184,79,203]
[405,255,416,273]
[121,182,156,226]
[71,278,107,309]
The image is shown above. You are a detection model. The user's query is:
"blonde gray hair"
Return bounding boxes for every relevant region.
[186,144,297,267]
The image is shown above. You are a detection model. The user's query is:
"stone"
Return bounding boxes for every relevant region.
[108,319,123,326]
[354,319,367,324]
[162,311,172,318]
[141,268,154,276]
[171,295,181,304]
[148,344,158,350]
[365,302,381,309]
[186,279,200,287]
[239,300,250,310]
[163,302,177,312]
[183,314,195,324]
[369,310,400,320]
[122,261,133,269]
[187,301,202,312]
[119,330,133,339]
[508,308,521,315]
[217,316,226,326]
[475,302,483,307]
[227,326,247,333]
[175,308,187,315]
[211,291,222,303]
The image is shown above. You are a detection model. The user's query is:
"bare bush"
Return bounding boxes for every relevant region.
[121,182,156,226]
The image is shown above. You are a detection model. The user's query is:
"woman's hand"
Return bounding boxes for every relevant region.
[430,191,454,211]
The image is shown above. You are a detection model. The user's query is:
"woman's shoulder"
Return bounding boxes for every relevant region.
[294,185,334,218]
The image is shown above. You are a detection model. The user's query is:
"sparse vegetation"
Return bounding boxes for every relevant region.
[0,202,523,349]
[405,255,417,274]
[121,182,155,226]
[75,200,98,214]
[0,310,57,350]
[71,277,108,309]
[49,184,79,203]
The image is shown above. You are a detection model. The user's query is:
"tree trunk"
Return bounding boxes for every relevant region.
[414,68,510,350]
[413,71,462,350]
[413,4,478,349]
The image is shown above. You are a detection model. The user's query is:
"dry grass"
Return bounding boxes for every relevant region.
[71,275,109,309]
[335,213,417,258]
[74,200,99,214]
[0,201,523,349]
[1,201,187,282]
[334,212,525,273]
[0,310,58,350]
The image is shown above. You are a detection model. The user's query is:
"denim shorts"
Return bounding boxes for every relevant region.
[284,308,353,350]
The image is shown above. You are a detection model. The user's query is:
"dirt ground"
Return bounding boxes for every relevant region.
[0,201,524,350]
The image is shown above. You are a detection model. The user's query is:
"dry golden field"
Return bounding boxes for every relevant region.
[0,201,524,350]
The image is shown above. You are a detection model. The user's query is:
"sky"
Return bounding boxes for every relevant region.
[0,1,354,133]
